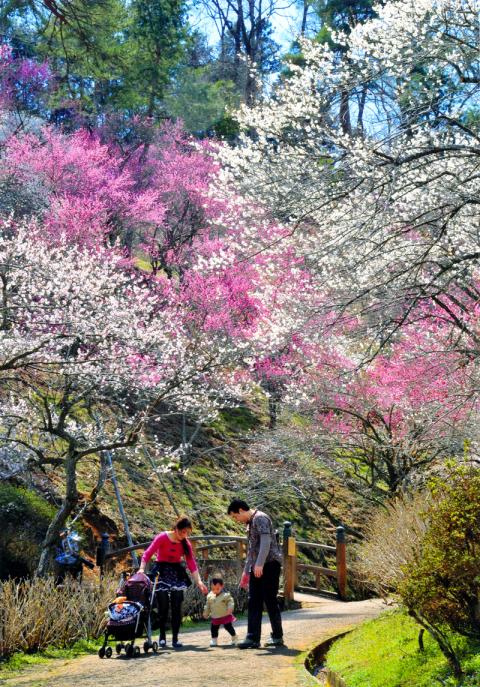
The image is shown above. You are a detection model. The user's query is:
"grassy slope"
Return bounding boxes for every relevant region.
[326,610,480,687]
[4,395,367,586]
[90,402,365,562]
[0,399,375,678]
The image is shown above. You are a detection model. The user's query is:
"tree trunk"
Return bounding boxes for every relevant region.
[36,451,80,576]
[339,90,352,136]
[1,273,9,331]
[409,611,463,678]
[300,0,309,36]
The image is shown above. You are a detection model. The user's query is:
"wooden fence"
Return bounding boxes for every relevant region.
[281,523,347,603]
[96,523,347,603]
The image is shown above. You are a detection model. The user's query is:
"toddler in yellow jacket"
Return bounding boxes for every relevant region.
[203,575,237,646]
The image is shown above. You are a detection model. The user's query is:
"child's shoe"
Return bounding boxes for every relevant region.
[210,638,218,647]
[230,636,237,646]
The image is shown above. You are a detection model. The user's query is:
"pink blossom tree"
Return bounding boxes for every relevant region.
[1,125,166,248]
[0,44,51,115]
[286,315,479,507]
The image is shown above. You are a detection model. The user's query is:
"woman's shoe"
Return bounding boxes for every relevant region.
[209,638,218,647]
[230,636,237,646]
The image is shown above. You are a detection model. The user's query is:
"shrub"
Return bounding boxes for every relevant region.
[0,574,117,658]
[356,490,431,596]
[399,466,480,676]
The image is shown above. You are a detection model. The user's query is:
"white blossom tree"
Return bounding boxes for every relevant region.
[220,0,480,359]
[0,219,275,573]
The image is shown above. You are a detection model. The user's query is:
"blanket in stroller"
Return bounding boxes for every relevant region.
[108,600,143,623]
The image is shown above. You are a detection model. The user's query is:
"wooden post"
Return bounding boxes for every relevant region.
[283,521,296,607]
[96,532,110,579]
[336,526,347,600]
[235,540,244,578]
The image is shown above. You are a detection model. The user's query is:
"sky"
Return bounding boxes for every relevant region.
[189,2,304,51]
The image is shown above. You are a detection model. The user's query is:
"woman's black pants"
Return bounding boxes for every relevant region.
[156,590,184,641]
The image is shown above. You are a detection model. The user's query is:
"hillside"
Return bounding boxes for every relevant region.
[0,395,366,583]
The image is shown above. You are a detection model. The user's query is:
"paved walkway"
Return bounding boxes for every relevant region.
[1,596,385,687]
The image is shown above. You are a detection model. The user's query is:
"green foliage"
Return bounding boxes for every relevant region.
[127,0,188,117]
[326,610,480,687]
[399,467,480,640]
[313,0,376,37]
[212,112,240,141]
[1,0,189,118]
[0,484,55,578]
[25,0,132,116]
[164,66,239,135]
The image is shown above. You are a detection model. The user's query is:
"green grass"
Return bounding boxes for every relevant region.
[0,639,99,677]
[326,611,480,687]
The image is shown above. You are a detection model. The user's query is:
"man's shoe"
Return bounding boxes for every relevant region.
[264,636,285,647]
[237,638,260,649]
[210,638,218,647]
[158,639,167,649]
[172,640,183,649]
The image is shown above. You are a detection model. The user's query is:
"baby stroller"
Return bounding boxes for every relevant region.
[98,571,159,658]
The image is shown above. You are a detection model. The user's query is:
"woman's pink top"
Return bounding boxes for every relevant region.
[141,532,198,573]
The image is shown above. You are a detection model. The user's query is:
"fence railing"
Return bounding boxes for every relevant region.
[96,523,347,604]
[282,523,347,604]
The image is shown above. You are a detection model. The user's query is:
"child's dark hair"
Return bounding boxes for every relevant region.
[227,498,250,514]
[174,515,192,556]
[211,576,224,585]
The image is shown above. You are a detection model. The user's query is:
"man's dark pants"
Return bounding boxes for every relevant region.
[246,560,283,642]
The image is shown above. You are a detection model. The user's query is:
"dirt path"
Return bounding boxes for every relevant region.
[1,596,384,687]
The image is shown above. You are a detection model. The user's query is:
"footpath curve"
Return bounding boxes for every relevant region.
[1,596,384,687]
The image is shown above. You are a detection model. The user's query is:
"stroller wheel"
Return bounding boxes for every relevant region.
[134,646,141,658]
[98,647,106,659]
[116,643,122,654]
[105,647,113,658]
[125,644,134,658]
[143,641,150,654]
[152,641,158,653]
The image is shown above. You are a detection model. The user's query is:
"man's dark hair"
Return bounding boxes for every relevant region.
[227,498,250,514]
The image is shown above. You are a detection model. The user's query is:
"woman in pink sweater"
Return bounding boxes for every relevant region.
[139,516,207,648]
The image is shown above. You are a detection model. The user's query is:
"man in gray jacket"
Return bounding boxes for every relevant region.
[228,498,284,649]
